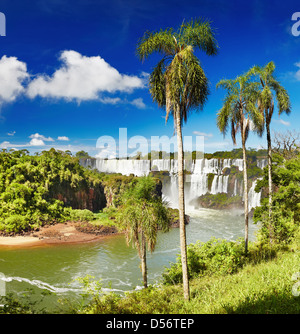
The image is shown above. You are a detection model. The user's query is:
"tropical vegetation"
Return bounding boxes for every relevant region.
[137,17,218,300]
[249,62,291,233]
[116,176,170,288]
[0,16,298,315]
[216,72,264,253]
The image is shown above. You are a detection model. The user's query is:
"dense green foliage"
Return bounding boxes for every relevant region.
[3,230,300,314]
[0,148,103,233]
[254,152,300,244]
[1,146,299,314]
[70,231,299,314]
[116,176,170,251]
[116,176,170,287]
[163,238,246,284]
[142,148,267,161]
[195,193,242,210]
[204,148,267,160]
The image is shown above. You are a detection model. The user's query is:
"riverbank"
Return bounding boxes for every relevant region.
[66,230,300,314]
[0,221,120,247]
[0,211,189,247]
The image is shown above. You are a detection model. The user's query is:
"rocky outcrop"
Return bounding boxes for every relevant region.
[55,185,107,212]
[74,222,118,235]
[192,193,243,211]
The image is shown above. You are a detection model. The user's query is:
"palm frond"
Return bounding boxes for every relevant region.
[244,118,250,143]
[180,18,219,56]
[136,28,176,61]
[149,58,166,108]
[136,18,218,126]
[249,60,291,118]
[269,79,291,115]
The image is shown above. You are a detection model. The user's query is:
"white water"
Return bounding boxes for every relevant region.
[0,157,264,309]
[82,158,265,212]
[0,207,258,307]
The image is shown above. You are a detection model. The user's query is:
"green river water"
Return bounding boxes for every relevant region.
[0,208,258,312]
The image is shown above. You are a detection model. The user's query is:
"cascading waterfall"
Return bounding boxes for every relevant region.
[81,158,266,212]
[211,175,229,194]
[247,179,262,212]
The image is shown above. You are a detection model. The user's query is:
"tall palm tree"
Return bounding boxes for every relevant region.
[136,18,218,300]
[216,73,264,254]
[248,62,291,235]
[117,177,170,288]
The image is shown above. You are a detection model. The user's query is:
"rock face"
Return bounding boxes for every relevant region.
[55,174,163,212]
[55,185,107,212]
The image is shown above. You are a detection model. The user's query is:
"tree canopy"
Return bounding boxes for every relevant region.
[0,149,103,233]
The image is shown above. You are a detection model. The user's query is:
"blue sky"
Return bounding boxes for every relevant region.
[0,0,299,157]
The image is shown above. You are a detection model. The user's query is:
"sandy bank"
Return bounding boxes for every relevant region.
[0,222,120,247]
[0,235,41,246]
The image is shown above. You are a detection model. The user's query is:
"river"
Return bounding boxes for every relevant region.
[0,207,258,312]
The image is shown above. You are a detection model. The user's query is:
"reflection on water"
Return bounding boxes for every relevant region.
[0,208,259,309]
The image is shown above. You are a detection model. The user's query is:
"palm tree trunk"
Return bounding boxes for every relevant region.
[141,231,147,288]
[242,141,249,255]
[174,106,190,301]
[266,122,274,243]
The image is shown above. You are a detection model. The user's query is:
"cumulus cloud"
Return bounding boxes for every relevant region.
[29,133,54,146]
[130,98,146,109]
[26,50,145,102]
[0,55,29,104]
[29,133,54,142]
[57,136,69,141]
[29,138,45,146]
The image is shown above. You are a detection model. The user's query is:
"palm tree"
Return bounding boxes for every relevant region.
[216,73,264,254]
[248,62,291,235]
[136,18,218,300]
[117,177,170,288]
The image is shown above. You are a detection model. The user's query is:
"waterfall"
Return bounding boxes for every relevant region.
[82,158,266,211]
[248,179,262,212]
[95,159,150,177]
[257,159,267,169]
[210,175,229,194]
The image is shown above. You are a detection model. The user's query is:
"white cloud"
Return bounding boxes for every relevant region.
[275,119,291,126]
[294,62,300,81]
[282,62,300,82]
[0,141,11,148]
[57,136,69,141]
[7,131,16,136]
[29,133,55,146]
[29,138,45,146]
[26,50,145,102]
[204,141,231,148]
[130,98,146,109]
[193,131,213,138]
[95,148,117,159]
[29,133,54,142]
[99,97,122,104]
[0,55,29,104]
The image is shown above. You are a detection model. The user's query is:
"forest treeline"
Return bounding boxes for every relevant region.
[0,148,104,233]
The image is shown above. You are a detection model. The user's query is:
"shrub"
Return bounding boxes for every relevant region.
[163,238,246,285]
[0,215,30,233]
[68,209,95,222]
